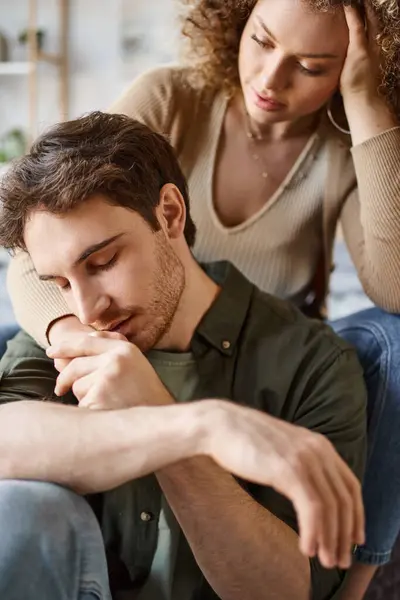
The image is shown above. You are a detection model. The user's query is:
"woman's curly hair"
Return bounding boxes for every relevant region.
[179,0,400,116]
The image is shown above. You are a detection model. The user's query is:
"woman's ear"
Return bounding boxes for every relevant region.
[157,183,186,240]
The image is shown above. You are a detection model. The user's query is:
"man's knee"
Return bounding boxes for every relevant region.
[0,480,108,598]
[0,479,95,561]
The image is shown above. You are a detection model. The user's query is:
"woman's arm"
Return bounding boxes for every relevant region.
[339,125,400,312]
[7,250,73,347]
[338,5,400,311]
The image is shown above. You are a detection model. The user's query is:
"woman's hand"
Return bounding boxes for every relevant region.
[340,2,382,101]
[339,3,397,144]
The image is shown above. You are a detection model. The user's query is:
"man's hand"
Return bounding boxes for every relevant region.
[47,332,173,409]
[201,400,365,571]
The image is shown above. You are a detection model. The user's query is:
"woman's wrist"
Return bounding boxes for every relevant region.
[342,90,397,145]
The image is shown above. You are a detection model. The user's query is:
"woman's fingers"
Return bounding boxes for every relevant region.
[344,3,368,49]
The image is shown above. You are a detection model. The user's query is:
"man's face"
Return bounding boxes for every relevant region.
[24,195,185,352]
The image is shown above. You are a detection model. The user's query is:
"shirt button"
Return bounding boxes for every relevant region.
[222,340,231,350]
[140,511,153,522]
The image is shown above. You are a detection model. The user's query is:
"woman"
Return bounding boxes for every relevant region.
[5,0,400,598]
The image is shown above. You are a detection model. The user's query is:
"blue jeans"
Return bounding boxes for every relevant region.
[0,480,111,599]
[332,308,400,565]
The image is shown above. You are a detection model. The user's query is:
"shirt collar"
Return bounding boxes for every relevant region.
[193,261,254,356]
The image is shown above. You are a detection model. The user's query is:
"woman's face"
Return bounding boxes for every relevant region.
[239,0,350,125]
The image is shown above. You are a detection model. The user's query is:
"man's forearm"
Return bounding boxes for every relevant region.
[0,400,205,494]
[156,457,310,600]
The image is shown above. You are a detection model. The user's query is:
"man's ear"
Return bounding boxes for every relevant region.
[157,183,186,240]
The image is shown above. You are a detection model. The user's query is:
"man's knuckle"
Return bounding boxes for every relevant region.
[309,497,325,519]
[350,476,362,498]
[306,432,327,452]
[72,381,83,400]
[113,332,127,341]
[337,488,352,509]
[108,353,126,375]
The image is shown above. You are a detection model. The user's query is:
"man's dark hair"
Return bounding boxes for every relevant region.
[0,111,197,251]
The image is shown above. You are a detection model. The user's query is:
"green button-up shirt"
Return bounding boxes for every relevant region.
[0,261,367,600]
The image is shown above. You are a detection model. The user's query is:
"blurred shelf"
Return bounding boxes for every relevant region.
[0,62,33,75]
[0,0,70,143]
[37,51,61,66]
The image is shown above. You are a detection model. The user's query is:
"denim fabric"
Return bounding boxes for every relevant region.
[0,480,112,600]
[332,308,400,566]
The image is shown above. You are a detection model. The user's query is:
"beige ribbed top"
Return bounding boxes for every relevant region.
[7,65,400,347]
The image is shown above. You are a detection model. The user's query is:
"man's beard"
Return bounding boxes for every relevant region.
[133,235,185,352]
[94,233,185,353]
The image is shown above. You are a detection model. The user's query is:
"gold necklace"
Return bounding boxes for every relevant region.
[245,112,270,180]
[244,111,321,186]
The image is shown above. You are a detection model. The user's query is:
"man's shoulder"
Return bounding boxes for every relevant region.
[0,329,48,375]
[248,286,353,358]
[0,329,70,404]
[0,330,50,382]
[203,260,354,363]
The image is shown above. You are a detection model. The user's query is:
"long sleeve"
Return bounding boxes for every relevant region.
[7,251,71,348]
[340,126,400,312]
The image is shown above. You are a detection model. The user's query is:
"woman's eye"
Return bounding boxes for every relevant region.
[251,34,272,49]
[298,63,324,77]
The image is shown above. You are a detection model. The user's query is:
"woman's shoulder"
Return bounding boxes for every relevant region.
[108,64,219,151]
[125,64,197,99]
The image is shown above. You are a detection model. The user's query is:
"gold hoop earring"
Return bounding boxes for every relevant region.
[326,100,351,135]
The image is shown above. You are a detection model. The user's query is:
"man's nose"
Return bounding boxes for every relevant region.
[73,287,111,326]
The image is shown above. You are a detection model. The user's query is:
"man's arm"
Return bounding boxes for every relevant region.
[157,457,310,600]
[0,399,206,494]
[0,331,207,493]
[155,346,367,600]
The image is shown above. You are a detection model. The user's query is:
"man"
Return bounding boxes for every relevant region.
[0,112,366,600]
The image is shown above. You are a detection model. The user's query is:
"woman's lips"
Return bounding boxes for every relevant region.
[252,88,286,112]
